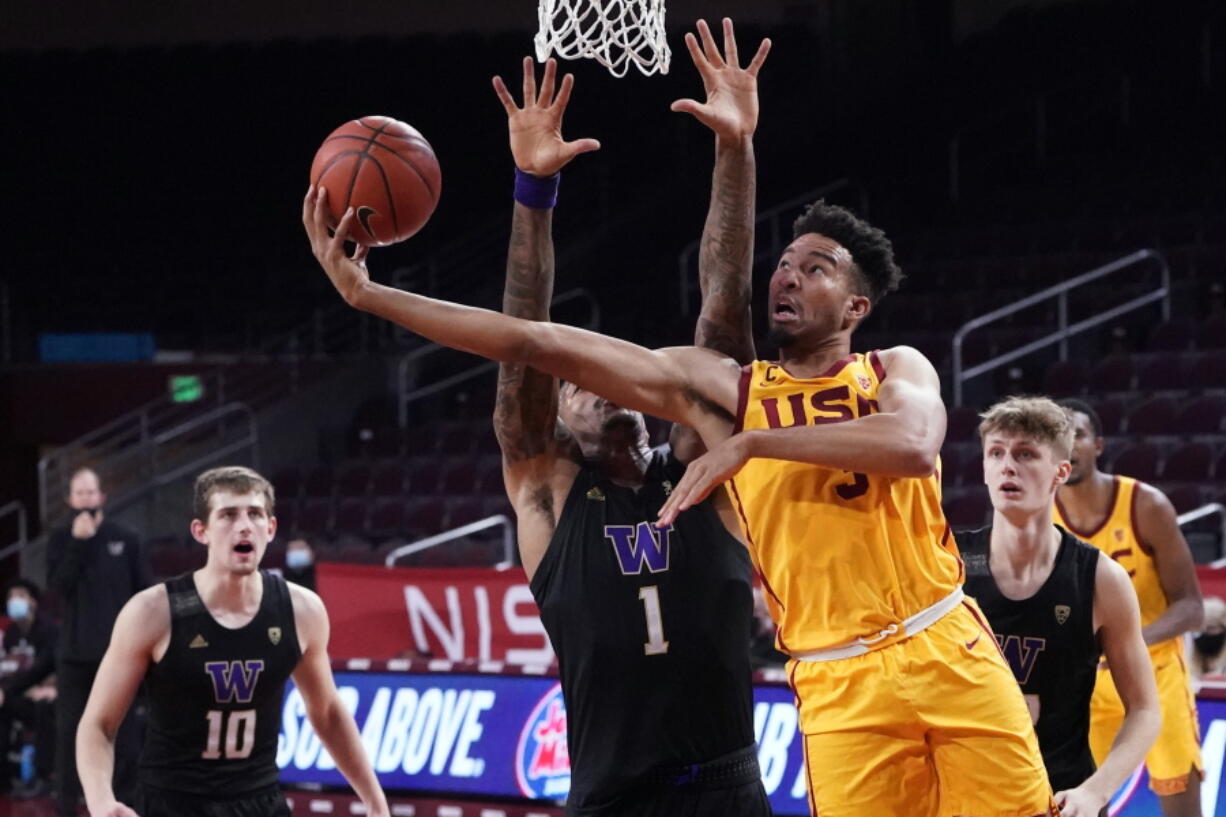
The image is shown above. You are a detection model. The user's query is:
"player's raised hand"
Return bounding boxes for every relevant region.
[656,433,751,527]
[304,185,372,307]
[492,57,601,177]
[671,18,771,142]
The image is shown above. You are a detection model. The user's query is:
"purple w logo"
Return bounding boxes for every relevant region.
[995,635,1046,685]
[605,523,672,575]
[205,660,265,704]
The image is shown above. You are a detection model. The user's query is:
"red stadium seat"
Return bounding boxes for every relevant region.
[271,467,302,503]
[301,467,335,499]
[1042,359,1090,397]
[1124,398,1177,435]
[1089,356,1136,393]
[297,500,333,537]
[438,422,476,456]
[406,457,443,495]
[1176,396,1225,435]
[368,499,406,540]
[1110,443,1162,483]
[441,461,479,495]
[405,500,447,537]
[1162,443,1214,482]
[1199,314,1226,350]
[1147,319,1196,352]
[1161,484,1205,515]
[1200,351,1226,388]
[1135,354,1194,392]
[947,406,980,442]
[333,499,369,535]
[1091,398,1126,436]
[370,460,409,497]
[336,461,372,497]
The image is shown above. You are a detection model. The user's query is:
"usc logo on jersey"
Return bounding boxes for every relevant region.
[758,384,880,429]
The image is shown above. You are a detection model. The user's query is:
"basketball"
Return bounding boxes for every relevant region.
[309,116,441,246]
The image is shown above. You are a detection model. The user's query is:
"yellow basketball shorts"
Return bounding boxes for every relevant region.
[1089,648,1202,795]
[790,599,1056,817]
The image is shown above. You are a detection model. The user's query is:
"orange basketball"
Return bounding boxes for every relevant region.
[309,116,441,246]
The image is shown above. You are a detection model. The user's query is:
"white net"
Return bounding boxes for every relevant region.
[535,0,670,78]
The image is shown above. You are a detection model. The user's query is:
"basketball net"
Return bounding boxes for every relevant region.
[535,0,671,77]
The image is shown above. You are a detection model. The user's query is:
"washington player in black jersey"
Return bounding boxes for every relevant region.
[962,397,1159,817]
[485,22,771,817]
[76,467,390,817]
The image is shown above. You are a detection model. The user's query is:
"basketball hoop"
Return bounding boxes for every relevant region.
[535,0,671,78]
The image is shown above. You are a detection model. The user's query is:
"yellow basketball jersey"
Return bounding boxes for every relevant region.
[727,354,962,653]
[1053,476,1178,659]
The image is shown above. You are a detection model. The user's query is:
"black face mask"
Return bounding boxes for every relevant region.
[1195,632,1226,657]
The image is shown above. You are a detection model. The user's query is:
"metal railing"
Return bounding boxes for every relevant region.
[676,178,869,317]
[396,288,601,428]
[384,515,514,569]
[1183,504,1226,568]
[0,501,28,561]
[39,402,258,531]
[951,249,1170,406]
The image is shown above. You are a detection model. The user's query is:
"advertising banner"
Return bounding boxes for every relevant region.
[316,563,554,664]
[279,670,1226,817]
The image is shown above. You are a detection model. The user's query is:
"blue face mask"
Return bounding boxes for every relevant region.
[7,598,30,620]
[285,549,313,570]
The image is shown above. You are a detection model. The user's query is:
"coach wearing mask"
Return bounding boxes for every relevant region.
[46,467,150,817]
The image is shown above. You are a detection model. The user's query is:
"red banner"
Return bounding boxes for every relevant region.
[316,562,554,665]
[1198,565,1226,602]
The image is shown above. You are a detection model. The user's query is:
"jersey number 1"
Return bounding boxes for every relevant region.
[638,586,669,656]
[203,709,256,760]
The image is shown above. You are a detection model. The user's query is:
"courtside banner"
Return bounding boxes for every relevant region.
[277,671,810,814]
[316,563,555,664]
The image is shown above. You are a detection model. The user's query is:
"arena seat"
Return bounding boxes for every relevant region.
[1162,442,1214,482]
[1110,443,1162,483]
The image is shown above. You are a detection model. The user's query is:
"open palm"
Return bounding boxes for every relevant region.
[493,57,600,177]
[672,18,771,141]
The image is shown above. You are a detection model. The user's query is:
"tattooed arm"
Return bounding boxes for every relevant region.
[490,58,600,580]
[670,18,770,463]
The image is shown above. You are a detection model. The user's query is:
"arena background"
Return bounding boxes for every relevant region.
[1,0,1224,815]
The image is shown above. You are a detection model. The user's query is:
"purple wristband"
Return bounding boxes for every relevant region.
[514,169,560,209]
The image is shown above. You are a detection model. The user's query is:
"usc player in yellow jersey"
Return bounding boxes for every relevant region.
[1055,399,1205,817]
[308,57,1053,811]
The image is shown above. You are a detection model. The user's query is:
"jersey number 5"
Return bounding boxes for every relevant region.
[203,709,257,760]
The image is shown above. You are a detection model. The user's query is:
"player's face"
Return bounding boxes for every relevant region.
[192,490,276,576]
[1064,411,1103,486]
[558,382,645,443]
[983,432,1071,516]
[766,234,867,348]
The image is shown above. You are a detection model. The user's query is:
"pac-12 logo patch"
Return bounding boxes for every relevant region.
[515,682,571,799]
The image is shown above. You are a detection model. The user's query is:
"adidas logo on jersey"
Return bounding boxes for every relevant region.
[189,634,209,649]
[586,486,605,501]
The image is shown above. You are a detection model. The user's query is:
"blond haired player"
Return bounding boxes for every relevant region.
[963,397,1159,817]
[306,80,1057,815]
[1056,398,1205,817]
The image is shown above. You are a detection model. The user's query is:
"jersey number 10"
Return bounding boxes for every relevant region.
[202,709,257,760]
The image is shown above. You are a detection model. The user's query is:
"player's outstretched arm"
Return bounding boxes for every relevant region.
[670,19,766,462]
[676,18,768,365]
[78,586,166,817]
[657,345,943,524]
[305,190,741,436]
[491,57,595,578]
[1055,557,1160,817]
[1135,483,1204,645]
[290,585,390,817]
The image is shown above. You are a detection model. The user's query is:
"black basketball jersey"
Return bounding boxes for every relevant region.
[961,525,1101,793]
[140,571,303,796]
[530,447,756,811]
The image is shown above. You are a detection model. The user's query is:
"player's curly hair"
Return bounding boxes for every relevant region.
[791,200,904,303]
